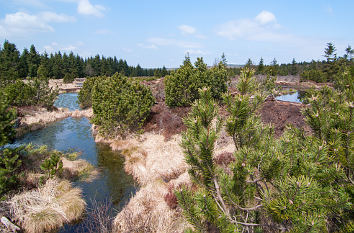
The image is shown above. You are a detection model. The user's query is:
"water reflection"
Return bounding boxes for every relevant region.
[54,92,81,110]
[276,90,307,103]
[12,93,136,232]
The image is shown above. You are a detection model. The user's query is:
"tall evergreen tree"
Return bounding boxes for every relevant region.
[18,48,29,78]
[27,45,40,78]
[0,41,20,83]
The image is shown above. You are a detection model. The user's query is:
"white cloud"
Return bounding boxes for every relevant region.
[217,10,292,42]
[255,10,276,25]
[40,11,75,22]
[185,49,207,55]
[43,42,80,53]
[0,11,75,37]
[138,43,158,49]
[12,0,47,8]
[178,25,196,34]
[147,37,201,49]
[77,0,105,17]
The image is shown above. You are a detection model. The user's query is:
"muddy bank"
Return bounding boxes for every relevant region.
[15,106,93,138]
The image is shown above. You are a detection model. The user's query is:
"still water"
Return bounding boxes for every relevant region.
[14,93,137,232]
[276,91,304,103]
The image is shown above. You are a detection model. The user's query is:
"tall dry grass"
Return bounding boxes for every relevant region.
[8,179,85,233]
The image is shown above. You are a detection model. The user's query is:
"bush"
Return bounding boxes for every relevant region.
[301,69,326,82]
[3,80,35,106]
[2,79,58,109]
[0,94,16,146]
[0,147,23,196]
[78,76,102,109]
[92,73,155,137]
[165,57,228,107]
[63,73,75,83]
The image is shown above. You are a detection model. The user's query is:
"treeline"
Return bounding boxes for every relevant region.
[0,40,169,83]
[227,43,354,80]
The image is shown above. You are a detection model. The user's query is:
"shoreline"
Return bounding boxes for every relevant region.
[15,106,93,138]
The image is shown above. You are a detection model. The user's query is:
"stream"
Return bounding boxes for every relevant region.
[13,93,137,232]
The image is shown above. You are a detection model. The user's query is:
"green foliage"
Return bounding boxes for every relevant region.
[2,78,58,109]
[3,80,35,106]
[78,76,101,109]
[92,73,155,137]
[29,77,58,109]
[37,63,49,80]
[63,73,75,83]
[165,56,228,107]
[40,151,63,182]
[177,65,353,232]
[181,88,221,189]
[0,94,16,146]
[0,41,20,84]
[0,147,23,196]
[224,68,265,149]
[301,69,326,82]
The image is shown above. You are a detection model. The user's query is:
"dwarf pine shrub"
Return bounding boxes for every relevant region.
[92,73,155,137]
[165,56,228,107]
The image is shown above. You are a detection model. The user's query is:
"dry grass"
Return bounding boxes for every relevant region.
[61,157,98,182]
[80,199,114,233]
[103,132,193,232]
[92,124,235,232]
[114,182,189,233]
[8,179,86,233]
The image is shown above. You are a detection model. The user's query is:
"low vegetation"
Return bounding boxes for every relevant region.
[164,56,228,107]
[8,179,85,233]
[78,76,102,109]
[91,73,155,137]
[175,64,353,232]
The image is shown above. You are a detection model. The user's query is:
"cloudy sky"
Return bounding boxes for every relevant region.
[0,0,353,67]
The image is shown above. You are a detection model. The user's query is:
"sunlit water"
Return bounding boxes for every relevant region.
[276,91,303,103]
[12,93,137,232]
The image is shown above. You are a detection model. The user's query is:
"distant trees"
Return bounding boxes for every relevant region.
[0,40,169,83]
[301,42,353,82]
[0,41,20,84]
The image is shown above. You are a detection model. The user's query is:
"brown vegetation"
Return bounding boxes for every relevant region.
[8,179,85,233]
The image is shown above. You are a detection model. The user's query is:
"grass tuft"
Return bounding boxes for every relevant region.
[8,179,86,233]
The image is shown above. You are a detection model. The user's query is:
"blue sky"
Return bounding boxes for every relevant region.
[0,0,353,68]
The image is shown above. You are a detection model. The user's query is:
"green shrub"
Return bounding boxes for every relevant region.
[0,147,23,196]
[63,73,75,83]
[165,57,228,107]
[29,77,58,109]
[40,151,63,182]
[92,73,155,137]
[3,80,35,106]
[0,94,16,146]
[2,79,58,109]
[301,69,326,83]
[78,76,102,109]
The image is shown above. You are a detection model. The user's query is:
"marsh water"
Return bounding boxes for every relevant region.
[13,93,137,232]
[276,91,306,103]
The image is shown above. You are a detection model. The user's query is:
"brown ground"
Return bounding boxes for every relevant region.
[141,76,310,140]
[260,100,309,136]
